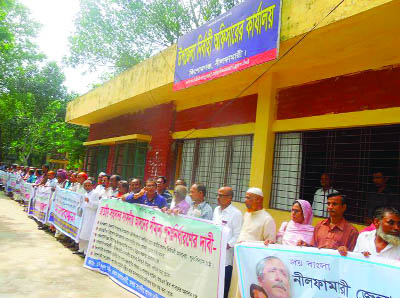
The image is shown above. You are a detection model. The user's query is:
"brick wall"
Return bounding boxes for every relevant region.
[277,65,400,120]
[174,94,257,132]
[88,103,175,181]
[87,95,258,182]
[143,103,175,181]
[106,145,115,174]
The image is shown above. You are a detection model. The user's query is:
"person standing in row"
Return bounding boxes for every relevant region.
[75,179,100,257]
[187,183,213,220]
[298,193,359,256]
[156,176,173,207]
[312,173,336,217]
[213,186,243,298]
[238,188,276,243]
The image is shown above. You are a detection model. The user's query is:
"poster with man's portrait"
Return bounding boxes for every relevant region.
[235,242,400,298]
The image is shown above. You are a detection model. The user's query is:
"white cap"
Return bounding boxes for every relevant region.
[98,172,106,177]
[246,187,263,197]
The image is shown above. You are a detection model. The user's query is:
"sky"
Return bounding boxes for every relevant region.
[20,0,103,95]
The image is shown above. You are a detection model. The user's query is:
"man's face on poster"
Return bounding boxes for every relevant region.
[258,258,290,298]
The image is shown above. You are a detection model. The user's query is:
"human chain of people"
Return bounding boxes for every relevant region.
[0,163,399,297]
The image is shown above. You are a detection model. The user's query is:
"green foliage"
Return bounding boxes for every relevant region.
[0,0,88,168]
[66,0,243,74]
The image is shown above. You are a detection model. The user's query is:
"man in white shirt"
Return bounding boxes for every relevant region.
[98,175,119,199]
[108,174,121,198]
[72,172,88,194]
[354,206,400,261]
[44,171,57,189]
[213,186,243,298]
[237,188,276,243]
[75,179,100,257]
[312,173,336,217]
[232,188,276,298]
[94,172,106,193]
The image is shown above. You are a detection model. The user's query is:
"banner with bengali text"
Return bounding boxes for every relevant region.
[0,170,7,187]
[84,199,227,298]
[235,242,400,298]
[9,173,17,191]
[174,0,282,90]
[19,181,34,203]
[48,187,84,241]
[28,186,52,224]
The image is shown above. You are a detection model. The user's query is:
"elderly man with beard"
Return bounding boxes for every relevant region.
[256,256,291,298]
[353,206,400,260]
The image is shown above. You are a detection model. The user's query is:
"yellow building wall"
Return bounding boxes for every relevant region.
[279,0,392,40]
[66,0,394,125]
[249,75,277,206]
[172,123,255,139]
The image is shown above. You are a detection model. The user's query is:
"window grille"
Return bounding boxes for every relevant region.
[179,140,196,184]
[113,141,148,181]
[84,146,109,178]
[177,135,253,207]
[226,135,253,205]
[270,125,400,224]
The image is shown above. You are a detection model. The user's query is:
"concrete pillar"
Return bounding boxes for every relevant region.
[249,74,278,208]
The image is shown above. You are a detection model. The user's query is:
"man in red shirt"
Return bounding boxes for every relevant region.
[298,193,359,255]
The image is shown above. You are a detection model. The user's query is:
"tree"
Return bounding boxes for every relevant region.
[67,0,243,74]
[0,0,43,162]
[1,61,87,166]
[0,1,88,167]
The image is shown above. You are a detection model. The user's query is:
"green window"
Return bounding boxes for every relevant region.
[113,141,148,181]
[84,146,109,178]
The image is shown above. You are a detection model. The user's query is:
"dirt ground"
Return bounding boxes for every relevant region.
[0,193,137,298]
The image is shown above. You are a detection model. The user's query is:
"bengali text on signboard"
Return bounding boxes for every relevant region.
[174,0,282,90]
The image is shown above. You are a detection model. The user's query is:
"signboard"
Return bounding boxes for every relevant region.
[235,242,400,298]
[48,188,84,241]
[85,199,227,298]
[28,186,52,224]
[174,0,282,90]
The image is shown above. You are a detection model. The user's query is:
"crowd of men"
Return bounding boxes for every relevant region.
[1,163,400,298]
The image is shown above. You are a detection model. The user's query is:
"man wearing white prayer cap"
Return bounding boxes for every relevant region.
[237,187,276,243]
[230,188,277,298]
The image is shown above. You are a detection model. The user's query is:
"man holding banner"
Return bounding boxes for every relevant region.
[353,206,400,260]
[213,186,243,298]
[77,179,100,256]
[298,193,358,256]
[233,188,276,298]
[237,188,276,243]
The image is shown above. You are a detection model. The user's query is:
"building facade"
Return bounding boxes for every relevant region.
[66,0,400,227]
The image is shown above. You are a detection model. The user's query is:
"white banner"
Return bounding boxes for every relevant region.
[28,186,52,224]
[84,199,228,298]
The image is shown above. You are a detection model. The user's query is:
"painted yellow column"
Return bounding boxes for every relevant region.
[249,74,278,208]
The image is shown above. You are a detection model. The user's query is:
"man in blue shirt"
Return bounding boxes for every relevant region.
[125,178,166,209]
[156,176,173,207]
